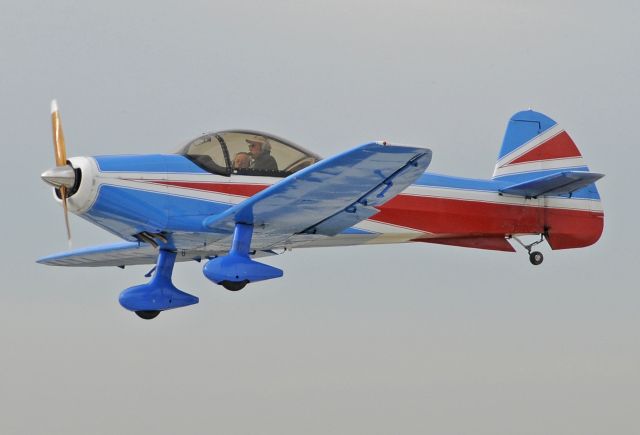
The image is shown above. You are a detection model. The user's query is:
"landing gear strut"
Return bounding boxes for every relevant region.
[203,223,283,290]
[512,234,546,266]
[119,250,199,319]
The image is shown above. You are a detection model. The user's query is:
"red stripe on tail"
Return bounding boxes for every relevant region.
[509,131,581,165]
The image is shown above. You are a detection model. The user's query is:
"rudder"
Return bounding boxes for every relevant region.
[493,110,588,180]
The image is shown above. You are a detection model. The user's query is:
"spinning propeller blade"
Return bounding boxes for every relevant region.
[51,100,67,166]
[48,99,73,246]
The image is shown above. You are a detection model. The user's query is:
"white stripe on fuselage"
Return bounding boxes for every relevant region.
[402,184,602,212]
[100,169,604,211]
[98,170,602,213]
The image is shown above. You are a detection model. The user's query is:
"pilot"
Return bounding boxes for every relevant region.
[233,152,251,169]
[246,135,278,171]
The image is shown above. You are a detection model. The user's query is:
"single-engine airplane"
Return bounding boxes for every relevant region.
[39,101,604,319]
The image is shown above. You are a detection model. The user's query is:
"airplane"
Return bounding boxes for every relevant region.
[39,101,604,319]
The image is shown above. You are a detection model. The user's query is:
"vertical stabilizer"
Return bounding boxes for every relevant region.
[493,110,588,180]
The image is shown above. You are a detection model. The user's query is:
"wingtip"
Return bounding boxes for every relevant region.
[51,99,58,114]
[35,256,52,265]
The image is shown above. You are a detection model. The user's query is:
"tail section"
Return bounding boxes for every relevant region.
[494,110,604,250]
[493,110,588,180]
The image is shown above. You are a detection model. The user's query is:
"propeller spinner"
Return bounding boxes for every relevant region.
[42,99,76,246]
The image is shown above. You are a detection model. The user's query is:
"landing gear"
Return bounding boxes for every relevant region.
[203,223,283,289]
[511,234,546,266]
[119,250,199,318]
[529,251,544,266]
[220,280,249,291]
[135,310,161,320]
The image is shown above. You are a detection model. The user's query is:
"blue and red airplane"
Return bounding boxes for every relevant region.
[39,101,604,319]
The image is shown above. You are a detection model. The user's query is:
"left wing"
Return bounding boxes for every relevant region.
[37,241,278,267]
[38,242,158,267]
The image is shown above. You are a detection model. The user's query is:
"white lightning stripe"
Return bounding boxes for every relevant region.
[494,124,565,171]
[95,171,276,205]
[354,219,429,235]
[403,184,602,212]
[546,196,603,212]
[492,157,586,177]
[101,173,601,213]
[98,179,247,206]
[93,170,602,228]
[138,180,254,200]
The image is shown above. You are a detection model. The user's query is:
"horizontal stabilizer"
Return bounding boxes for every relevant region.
[499,171,604,197]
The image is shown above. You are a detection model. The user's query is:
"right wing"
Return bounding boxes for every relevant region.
[39,142,432,267]
[203,142,432,242]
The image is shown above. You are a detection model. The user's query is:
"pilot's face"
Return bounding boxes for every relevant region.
[234,154,250,169]
[249,142,263,158]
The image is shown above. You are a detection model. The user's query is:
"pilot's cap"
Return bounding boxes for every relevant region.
[246,134,271,151]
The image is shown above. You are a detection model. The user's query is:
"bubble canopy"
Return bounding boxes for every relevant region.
[177,130,321,177]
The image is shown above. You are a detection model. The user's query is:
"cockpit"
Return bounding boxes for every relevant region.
[177,130,321,177]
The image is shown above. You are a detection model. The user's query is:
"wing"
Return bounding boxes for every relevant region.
[38,142,432,267]
[38,242,158,267]
[203,142,432,244]
[37,241,279,267]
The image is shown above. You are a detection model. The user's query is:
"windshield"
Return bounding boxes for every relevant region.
[179,134,228,175]
[178,130,320,177]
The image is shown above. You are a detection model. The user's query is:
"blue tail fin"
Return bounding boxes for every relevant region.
[493,110,589,181]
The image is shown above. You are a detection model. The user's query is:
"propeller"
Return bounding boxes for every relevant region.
[41,100,76,247]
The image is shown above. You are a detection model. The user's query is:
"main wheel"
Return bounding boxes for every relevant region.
[529,251,544,266]
[135,310,161,320]
[220,280,249,291]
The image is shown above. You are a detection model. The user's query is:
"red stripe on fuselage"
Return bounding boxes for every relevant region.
[147,180,269,197]
[374,195,544,235]
[373,194,603,249]
[508,131,582,165]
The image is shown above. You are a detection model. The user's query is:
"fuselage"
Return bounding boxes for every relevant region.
[61,153,604,254]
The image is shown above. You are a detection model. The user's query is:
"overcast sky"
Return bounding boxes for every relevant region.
[1,1,638,434]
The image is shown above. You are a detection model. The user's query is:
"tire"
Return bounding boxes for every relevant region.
[135,310,161,320]
[221,280,249,291]
[529,251,544,266]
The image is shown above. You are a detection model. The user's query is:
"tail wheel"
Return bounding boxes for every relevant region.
[529,251,544,266]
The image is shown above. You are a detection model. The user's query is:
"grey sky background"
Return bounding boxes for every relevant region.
[1,1,638,434]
